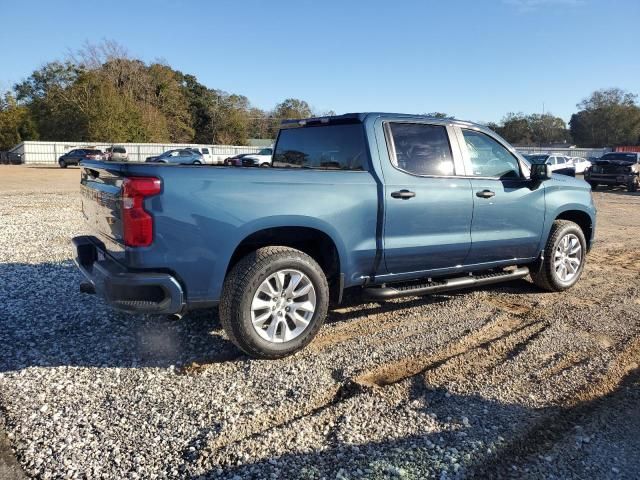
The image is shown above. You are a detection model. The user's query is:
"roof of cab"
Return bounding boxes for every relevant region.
[280,112,486,130]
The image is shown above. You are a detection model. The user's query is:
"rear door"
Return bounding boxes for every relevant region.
[375,119,473,275]
[455,127,545,265]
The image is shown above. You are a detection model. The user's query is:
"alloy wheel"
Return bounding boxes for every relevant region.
[250,269,316,343]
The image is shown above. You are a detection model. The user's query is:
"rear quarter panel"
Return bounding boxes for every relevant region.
[123,165,379,304]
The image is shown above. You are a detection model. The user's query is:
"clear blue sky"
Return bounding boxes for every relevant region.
[1,0,638,123]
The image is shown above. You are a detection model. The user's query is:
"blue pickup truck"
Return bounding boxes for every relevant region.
[73,113,596,358]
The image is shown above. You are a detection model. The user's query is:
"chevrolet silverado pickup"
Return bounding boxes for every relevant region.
[73,113,596,359]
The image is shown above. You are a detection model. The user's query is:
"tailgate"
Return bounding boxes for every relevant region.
[80,162,126,259]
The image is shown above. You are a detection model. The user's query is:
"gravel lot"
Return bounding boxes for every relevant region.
[1,165,639,479]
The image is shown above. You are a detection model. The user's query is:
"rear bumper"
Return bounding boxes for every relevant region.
[72,236,185,315]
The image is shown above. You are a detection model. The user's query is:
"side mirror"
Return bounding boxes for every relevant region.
[531,163,552,181]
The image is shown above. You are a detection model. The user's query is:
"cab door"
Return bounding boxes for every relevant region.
[455,127,546,265]
[374,119,473,276]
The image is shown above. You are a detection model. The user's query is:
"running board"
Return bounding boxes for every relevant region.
[364,266,530,300]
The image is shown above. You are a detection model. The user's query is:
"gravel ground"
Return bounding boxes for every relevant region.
[1,166,639,479]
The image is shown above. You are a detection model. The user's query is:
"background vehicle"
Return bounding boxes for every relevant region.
[224,153,252,166]
[524,154,576,176]
[568,156,591,174]
[145,149,204,165]
[585,152,640,191]
[58,148,103,168]
[241,147,273,167]
[74,113,596,359]
[0,152,23,165]
[187,147,214,164]
[104,146,128,162]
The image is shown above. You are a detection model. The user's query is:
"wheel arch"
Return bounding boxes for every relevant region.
[225,225,344,294]
[554,209,594,251]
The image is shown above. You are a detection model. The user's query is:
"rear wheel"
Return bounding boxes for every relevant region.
[58,159,67,169]
[193,160,202,165]
[219,246,329,359]
[531,220,586,292]
[588,182,598,190]
[628,176,639,192]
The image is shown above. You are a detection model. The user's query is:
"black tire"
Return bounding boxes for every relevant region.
[193,160,202,165]
[219,246,329,359]
[628,177,639,192]
[260,163,271,168]
[588,182,598,190]
[530,220,587,292]
[59,159,67,169]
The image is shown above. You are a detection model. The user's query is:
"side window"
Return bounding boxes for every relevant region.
[557,156,566,164]
[387,123,455,176]
[201,148,209,154]
[461,129,521,178]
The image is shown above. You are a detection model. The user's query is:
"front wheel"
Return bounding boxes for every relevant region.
[588,182,598,190]
[628,176,639,192]
[193,160,202,165]
[260,163,271,168]
[530,220,587,292]
[219,246,329,359]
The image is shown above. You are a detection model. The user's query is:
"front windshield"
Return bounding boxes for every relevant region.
[600,153,637,162]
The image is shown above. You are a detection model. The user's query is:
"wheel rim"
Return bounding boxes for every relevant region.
[250,269,316,343]
[554,233,582,282]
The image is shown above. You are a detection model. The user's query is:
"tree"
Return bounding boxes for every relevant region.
[425,112,454,119]
[492,112,532,145]
[273,98,313,120]
[570,88,640,147]
[488,112,570,146]
[8,40,321,147]
[528,113,570,145]
[0,92,38,150]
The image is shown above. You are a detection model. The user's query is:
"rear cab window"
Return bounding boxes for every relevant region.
[273,124,367,170]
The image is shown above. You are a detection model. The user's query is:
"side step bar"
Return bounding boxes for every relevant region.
[364,266,530,300]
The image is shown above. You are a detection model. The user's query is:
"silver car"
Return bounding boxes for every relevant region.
[145,149,204,165]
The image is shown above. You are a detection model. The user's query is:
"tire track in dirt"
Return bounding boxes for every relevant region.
[471,334,640,478]
[355,310,543,388]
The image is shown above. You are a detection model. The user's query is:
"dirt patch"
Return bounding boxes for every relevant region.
[0,166,81,194]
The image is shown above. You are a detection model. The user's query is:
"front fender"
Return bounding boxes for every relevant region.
[539,177,596,252]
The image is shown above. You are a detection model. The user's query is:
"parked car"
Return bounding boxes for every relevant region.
[567,156,591,174]
[145,149,204,165]
[73,113,596,359]
[524,154,576,176]
[224,153,252,166]
[187,147,214,164]
[241,148,274,167]
[104,146,128,162]
[58,148,103,168]
[584,152,640,191]
[0,152,23,165]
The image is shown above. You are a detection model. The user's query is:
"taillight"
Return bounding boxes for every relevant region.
[122,177,161,247]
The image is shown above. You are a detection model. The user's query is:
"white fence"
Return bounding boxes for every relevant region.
[514,147,611,159]
[9,141,263,165]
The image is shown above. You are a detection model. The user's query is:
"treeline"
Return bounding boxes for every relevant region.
[0,42,324,150]
[1,42,640,150]
[487,87,640,148]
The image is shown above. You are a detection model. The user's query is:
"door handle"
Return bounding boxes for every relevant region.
[391,189,416,200]
[476,189,495,199]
